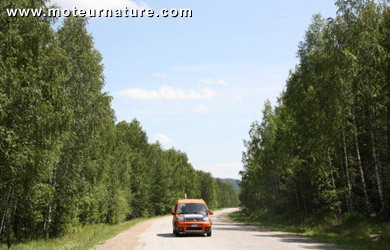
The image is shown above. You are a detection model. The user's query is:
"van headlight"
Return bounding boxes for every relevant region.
[203,216,210,222]
[178,216,185,222]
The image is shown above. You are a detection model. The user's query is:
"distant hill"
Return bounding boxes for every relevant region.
[217,178,240,193]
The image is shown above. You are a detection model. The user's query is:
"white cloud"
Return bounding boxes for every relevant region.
[196,162,242,179]
[199,79,213,85]
[117,85,215,101]
[194,104,210,114]
[199,78,229,86]
[232,95,243,102]
[173,66,203,71]
[217,79,228,86]
[152,133,172,145]
[154,73,168,79]
[50,0,148,10]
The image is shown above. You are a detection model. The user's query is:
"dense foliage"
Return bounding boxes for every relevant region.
[218,178,240,193]
[240,0,390,221]
[0,0,239,246]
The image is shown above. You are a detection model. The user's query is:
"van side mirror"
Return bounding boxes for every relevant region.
[171,210,175,215]
[209,210,214,215]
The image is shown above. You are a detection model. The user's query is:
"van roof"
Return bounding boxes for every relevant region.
[177,199,206,204]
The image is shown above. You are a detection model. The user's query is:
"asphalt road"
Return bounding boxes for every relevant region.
[134,208,341,250]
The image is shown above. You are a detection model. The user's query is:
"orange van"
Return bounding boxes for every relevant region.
[171,198,213,237]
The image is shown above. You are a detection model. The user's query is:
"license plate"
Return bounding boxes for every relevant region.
[191,224,198,227]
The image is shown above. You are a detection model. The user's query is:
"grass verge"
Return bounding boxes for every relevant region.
[228,210,390,250]
[0,217,150,250]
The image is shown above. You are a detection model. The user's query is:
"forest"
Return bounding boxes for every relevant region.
[240,0,390,222]
[0,0,239,247]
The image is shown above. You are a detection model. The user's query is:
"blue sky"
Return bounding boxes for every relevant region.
[52,0,337,179]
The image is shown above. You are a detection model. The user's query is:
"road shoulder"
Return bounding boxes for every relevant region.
[93,217,163,250]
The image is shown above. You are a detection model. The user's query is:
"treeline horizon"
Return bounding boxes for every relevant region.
[0,0,239,247]
[240,0,390,220]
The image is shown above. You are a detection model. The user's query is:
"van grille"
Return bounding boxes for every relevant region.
[184,218,203,222]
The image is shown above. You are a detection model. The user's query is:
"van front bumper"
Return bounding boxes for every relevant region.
[176,222,212,234]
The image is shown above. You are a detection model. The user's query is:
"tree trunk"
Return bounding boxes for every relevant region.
[368,105,389,219]
[43,205,52,239]
[387,102,390,165]
[294,185,300,209]
[43,169,57,239]
[328,149,341,215]
[7,213,11,249]
[275,176,281,197]
[53,209,60,238]
[0,186,12,236]
[0,212,5,237]
[352,111,372,217]
[302,189,308,214]
[6,186,14,248]
[328,150,338,192]
[339,154,350,212]
[341,123,353,211]
[13,207,20,242]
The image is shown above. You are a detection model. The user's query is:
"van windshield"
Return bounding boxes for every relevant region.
[176,203,207,215]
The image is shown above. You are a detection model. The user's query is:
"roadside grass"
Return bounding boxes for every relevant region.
[0,217,149,250]
[228,210,390,250]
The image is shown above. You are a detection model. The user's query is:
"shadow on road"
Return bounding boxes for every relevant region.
[156,233,175,238]
[300,246,339,250]
[214,226,268,232]
[254,234,340,249]
[156,233,206,238]
[214,221,340,249]
[257,233,315,241]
